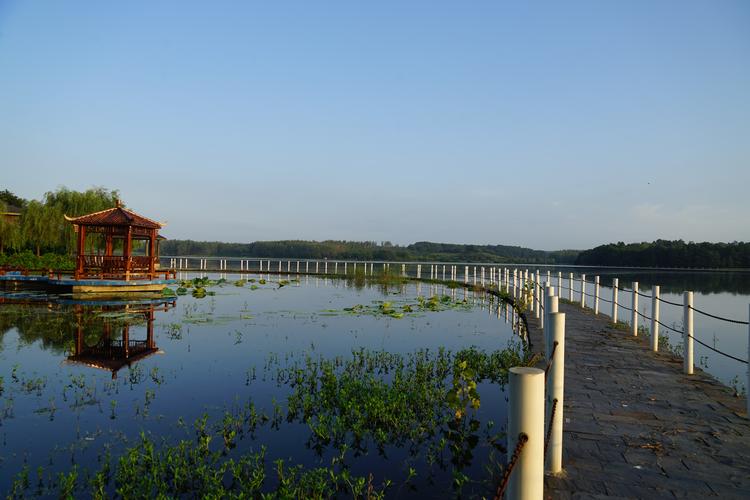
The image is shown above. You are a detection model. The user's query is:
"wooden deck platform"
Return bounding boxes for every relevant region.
[0,272,178,293]
[526,302,750,498]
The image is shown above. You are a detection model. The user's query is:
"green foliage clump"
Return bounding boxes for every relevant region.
[0,251,74,271]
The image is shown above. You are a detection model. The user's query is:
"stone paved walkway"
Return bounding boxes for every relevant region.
[526,301,750,499]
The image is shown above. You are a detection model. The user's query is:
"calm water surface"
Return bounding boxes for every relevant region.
[0,274,521,497]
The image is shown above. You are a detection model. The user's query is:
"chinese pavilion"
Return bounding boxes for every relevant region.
[64,201,172,281]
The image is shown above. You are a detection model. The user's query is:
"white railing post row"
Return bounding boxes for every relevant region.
[651,285,660,352]
[568,273,573,302]
[594,276,600,315]
[546,311,565,474]
[580,274,586,309]
[632,282,639,336]
[684,291,694,375]
[507,367,544,500]
[612,278,619,323]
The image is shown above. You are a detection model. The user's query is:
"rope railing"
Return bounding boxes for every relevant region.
[688,305,749,325]
[544,398,558,456]
[653,317,683,335]
[544,341,559,378]
[494,433,528,500]
[686,334,748,364]
[656,296,682,307]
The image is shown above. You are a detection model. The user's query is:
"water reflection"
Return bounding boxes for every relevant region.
[65,300,175,378]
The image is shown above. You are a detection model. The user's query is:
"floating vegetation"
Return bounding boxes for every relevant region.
[6,436,392,499]
[6,344,531,497]
[337,294,471,319]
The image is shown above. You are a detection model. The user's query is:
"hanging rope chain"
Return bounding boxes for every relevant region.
[494,432,528,500]
[544,341,559,378]
[544,398,559,456]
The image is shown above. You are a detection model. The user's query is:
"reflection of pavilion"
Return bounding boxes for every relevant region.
[66,299,175,378]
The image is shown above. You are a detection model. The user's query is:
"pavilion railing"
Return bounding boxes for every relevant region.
[74,255,175,281]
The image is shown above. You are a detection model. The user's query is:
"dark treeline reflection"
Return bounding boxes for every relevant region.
[0,297,175,376]
[535,268,750,295]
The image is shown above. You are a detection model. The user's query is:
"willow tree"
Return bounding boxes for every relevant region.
[41,187,119,254]
[21,200,60,256]
[0,200,24,253]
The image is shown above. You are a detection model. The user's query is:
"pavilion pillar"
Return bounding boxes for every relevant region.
[76,225,86,280]
[105,234,113,256]
[149,229,157,279]
[147,307,155,348]
[123,324,130,358]
[125,226,132,281]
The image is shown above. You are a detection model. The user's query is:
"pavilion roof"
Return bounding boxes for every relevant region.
[64,206,163,229]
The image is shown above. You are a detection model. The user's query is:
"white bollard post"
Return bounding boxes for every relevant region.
[297,261,300,273]
[568,273,574,302]
[580,274,586,309]
[546,312,566,474]
[632,282,639,336]
[315,261,319,274]
[546,292,558,359]
[507,367,544,500]
[325,261,328,274]
[465,266,469,284]
[684,291,694,375]
[594,276,600,315]
[651,286,660,352]
[534,280,540,320]
[612,278,619,323]
[306,261,310,273]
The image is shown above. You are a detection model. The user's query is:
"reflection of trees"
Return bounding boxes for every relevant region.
[0,299,175,368]
[0,304,77,354]
[590,271,750,295]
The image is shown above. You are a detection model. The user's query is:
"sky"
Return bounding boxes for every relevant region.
[1,1,748,250]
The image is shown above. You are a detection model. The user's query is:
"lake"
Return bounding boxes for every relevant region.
[0,273,527,497]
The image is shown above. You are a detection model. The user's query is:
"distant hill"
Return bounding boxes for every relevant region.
[160,239,580,264]
[574,240,750,268]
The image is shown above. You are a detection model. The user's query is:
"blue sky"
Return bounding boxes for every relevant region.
[1,1,748,249]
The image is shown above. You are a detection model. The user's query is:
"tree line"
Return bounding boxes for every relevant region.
[0,187,118,255]
[160,239,580,264]
[574,240,750,268]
